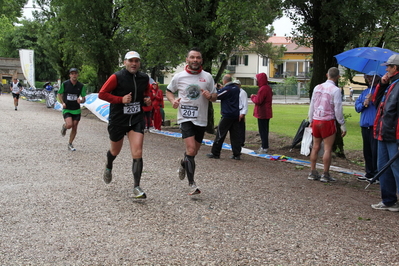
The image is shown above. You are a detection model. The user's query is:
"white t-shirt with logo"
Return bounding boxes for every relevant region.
[167,70,215,127]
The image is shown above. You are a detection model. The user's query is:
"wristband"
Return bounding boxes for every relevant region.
[340,124,346,132]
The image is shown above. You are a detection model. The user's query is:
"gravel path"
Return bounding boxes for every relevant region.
[1,93,399,265]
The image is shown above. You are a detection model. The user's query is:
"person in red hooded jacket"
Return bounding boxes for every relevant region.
[250,72,273,154]
[142,98,153,132]
[151,82,164,130]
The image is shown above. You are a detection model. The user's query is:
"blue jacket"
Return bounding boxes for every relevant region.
[355,86,377,127]
[217,81,240,119]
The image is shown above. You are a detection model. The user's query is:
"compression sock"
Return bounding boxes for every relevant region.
[184,154,196,185]
[132,158,143,187]
[106,150,117,169]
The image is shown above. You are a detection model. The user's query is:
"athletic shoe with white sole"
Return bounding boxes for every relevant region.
[133,186,147,199]
[371,201,399,212]
[68,143,76,151]
[320,174,336,183]
[188,183,201,195]
[255,148,268,154]
[308,170,320,181]
[366,177,380,184]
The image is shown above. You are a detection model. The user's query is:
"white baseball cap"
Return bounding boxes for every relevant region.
[124,51,141,60]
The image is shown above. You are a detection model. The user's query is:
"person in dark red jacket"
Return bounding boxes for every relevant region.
[371,54,399,211]
[151,82,164,130]
[98,51,152,199]
[250,72,273,154]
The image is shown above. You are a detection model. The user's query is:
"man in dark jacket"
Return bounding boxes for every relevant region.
[206,74,241,159]
[99,51,152,199]
[371,54,399,211]
[250,72,273,154]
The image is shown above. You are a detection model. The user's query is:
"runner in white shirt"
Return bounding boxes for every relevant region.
[10,78,23,111]
[166,48,217,195]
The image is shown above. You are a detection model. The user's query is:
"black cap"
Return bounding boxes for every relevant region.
[69,68,79,73]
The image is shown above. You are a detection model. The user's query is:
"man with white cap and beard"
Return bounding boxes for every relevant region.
[99,51,152,199]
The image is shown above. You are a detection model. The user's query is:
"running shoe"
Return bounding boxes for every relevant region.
[178,159,185,180]
[188,183,201,195]
[229,155,241,160]
[255,148,268,154]
[103,166,112,184]
[357,176,368,182]
[320,174,336,183]
[68,143,76,151]
[308,170,320,181]
[366,177,380,184]
[133,186,147,199]
[61,124,67,137]
[371,201,399,212]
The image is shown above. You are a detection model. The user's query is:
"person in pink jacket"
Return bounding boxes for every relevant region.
[250,72,273,154]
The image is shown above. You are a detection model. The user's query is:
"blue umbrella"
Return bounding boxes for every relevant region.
[334,47,398,76]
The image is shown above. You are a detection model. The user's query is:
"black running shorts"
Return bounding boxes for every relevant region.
[63,112,81,121]
[180,121,206,143]
[107,120,145,142]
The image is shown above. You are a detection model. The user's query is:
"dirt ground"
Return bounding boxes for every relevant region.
[4,96,399,265]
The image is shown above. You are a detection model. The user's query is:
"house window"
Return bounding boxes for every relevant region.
[243,55,248,66]
[262,57,268,66]
[230,55,238,65]
[286,62,297,76]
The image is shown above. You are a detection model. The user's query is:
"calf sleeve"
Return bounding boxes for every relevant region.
[132,158,143,187]
[184,154,196,185]
[106,150,117,169]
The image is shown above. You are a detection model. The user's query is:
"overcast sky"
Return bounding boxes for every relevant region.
[23,0,293,36]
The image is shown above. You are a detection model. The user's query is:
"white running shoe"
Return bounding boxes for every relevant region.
[68,143,76,151]
[188,183,201,196]
[133,186,147,199]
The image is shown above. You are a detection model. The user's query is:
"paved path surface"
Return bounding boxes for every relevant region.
[1,93,398,265]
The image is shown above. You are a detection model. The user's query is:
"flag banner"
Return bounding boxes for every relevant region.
[82,93,109,122]
[19,49,35,89]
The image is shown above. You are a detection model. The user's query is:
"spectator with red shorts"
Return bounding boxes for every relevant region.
[307,67,347,182]
[151,82,164,130]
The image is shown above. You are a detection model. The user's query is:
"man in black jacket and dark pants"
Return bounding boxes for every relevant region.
[206,74,241,160]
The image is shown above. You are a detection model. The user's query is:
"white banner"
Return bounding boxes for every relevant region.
[81,93,109,122]
[19,49,35,89]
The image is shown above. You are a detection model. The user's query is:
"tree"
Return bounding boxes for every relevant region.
[1,0,26,22]
[35,0,126,90]
[0,18,58,82]
[282,0,389,97]
[0,0,31,57]
[122,0,282,132]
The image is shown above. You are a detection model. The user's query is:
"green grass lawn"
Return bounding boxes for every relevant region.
[163,102,362,151]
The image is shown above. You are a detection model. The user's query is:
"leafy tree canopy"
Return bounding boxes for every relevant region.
[282,0,391,95]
